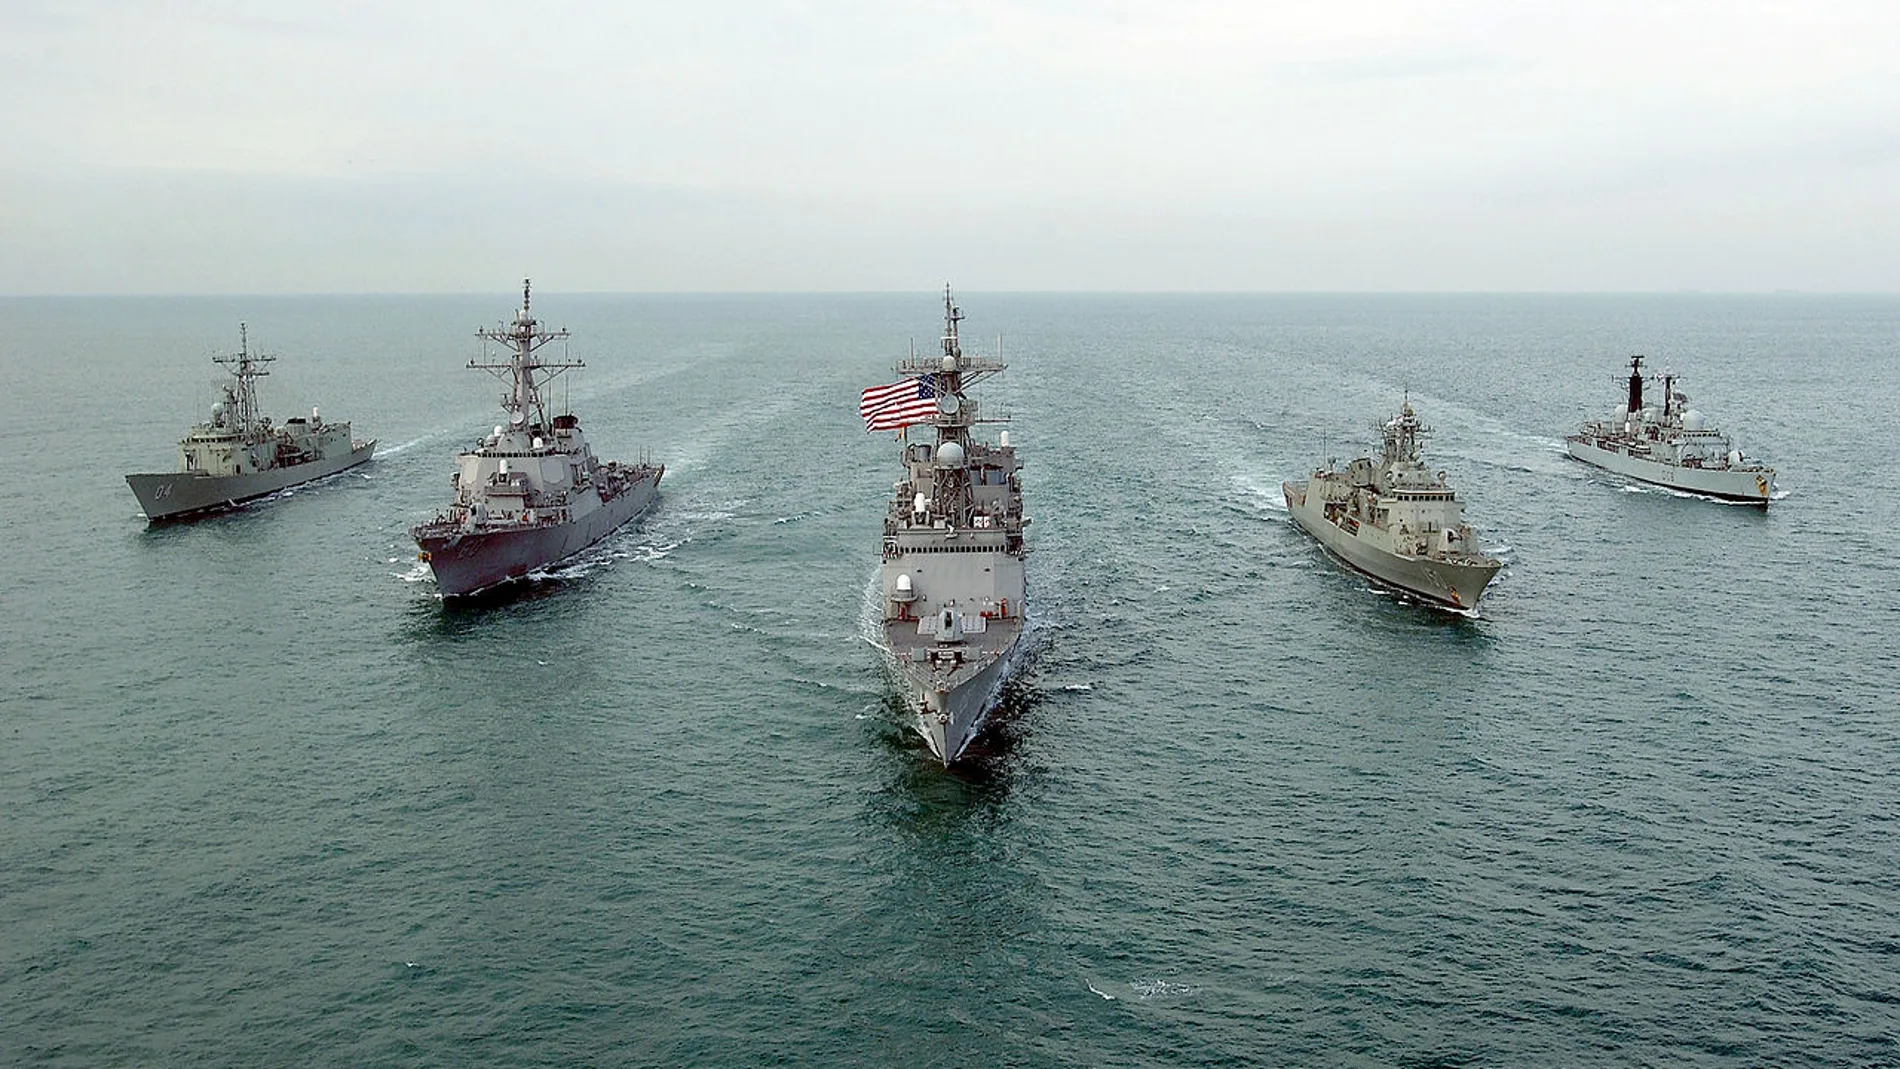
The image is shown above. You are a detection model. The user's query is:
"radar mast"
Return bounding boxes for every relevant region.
[468,278,583,434]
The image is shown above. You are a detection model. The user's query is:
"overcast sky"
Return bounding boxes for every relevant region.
[2,0,1895,293]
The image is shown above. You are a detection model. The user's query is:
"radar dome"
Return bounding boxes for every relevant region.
[941,355,957,373]
[211,401,227,421]
[1682,409,1706,431]
[935,441,966,467]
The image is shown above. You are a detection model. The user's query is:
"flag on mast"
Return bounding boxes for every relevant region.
[859,375,938,431]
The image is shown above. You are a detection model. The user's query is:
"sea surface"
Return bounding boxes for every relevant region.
[2,293,1896,1067]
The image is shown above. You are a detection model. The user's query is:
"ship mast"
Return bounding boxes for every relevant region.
[213,322,274,435]
[934,285,975,525]
[468,278,583,434]
[1382,398,1429,463]
[891,284,1009,528]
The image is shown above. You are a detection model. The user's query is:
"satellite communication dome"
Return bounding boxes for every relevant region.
[935,441,966,467]
[1682,409,1706,432]
[942,355,957,373]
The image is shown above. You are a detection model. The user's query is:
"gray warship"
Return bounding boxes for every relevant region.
[411,281,663,598]
[868,287,1028,765]
[1566,355,1776,505]
[126,324,375,521]
[1283,399,1502,611]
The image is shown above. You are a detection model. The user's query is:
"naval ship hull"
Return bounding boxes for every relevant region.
[126,441,376,522]
[1565,438,1774,504]
[886,627,1022,765]
[415,477,659,598]
[1283,480,1500,611]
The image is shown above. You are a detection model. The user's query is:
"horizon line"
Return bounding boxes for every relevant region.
[2,288,1891,299]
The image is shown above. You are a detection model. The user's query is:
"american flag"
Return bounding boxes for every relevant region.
[859,375,939,431]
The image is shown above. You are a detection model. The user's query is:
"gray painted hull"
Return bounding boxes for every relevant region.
[415,477,659,598]
[126,442,376,521]
[889,628,1022,765]
[1565,438,1774,504]
[1284,481,1501,610]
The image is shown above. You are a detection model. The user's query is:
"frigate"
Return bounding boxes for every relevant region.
[1283,399,1502,611]
[125,324,375,521]
[411,281,662,598]
[868,287,1028,765]
[1565,355,1775,505]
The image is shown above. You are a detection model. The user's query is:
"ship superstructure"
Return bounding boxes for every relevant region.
[1284,399,1502,610]
[1565,355,1775,504]
[126,324,375,521]
[869,287,1029,765]
[412,280,662,598]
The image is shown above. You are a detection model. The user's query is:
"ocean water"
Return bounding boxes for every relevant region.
[2,292,1896,1066]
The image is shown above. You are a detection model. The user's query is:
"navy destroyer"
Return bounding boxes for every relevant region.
[1566,355,1775,505]
[865,287,1028,765]
[126,324,374,521]
[412,281,662,598]
[1284,399,1502,611]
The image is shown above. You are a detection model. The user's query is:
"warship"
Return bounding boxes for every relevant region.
[867,287,1028,765]
[1565,355,1775,505]
[1283,399,1502,611]
[126,325,375,521]
[412,281,662,598]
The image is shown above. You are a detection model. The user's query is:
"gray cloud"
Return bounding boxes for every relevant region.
[2,0,1895,292]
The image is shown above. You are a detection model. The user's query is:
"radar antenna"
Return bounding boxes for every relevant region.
[213,322,275,435]
[466,277,584,434]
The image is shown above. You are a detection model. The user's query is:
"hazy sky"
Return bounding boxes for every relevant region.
[2,0,1895,293]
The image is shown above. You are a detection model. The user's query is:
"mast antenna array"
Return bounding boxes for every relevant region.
[467,278,584,431]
